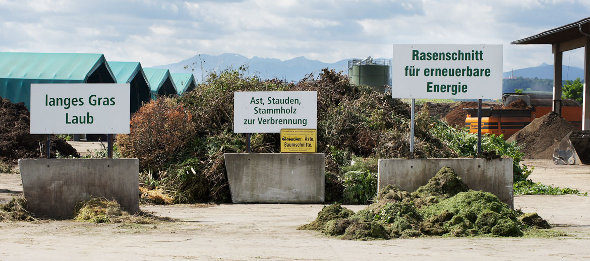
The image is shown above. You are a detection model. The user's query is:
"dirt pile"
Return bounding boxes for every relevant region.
[300,166,550,240]
[519,213,551,229]
[444,102,502,128]
[503,99,530,110]
[419,102,453,120]
[0,98,78,162]
[507,112,575,159]
[444,102,478,128]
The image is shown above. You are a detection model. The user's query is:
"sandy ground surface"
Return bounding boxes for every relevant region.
[523,159,590,192]
[66,141,107,157]
[0,159,589,260]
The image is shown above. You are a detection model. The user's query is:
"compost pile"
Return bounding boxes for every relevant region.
[444,102,501,128]
[419,102,453,120]
[444,102,478,127]
[74,197,168,224]
[300,167,550,240]
[507,112,575,159]
[117,69,456,203]
[0,98,78,162]
[502,99,530,110]
[0,197,36,222]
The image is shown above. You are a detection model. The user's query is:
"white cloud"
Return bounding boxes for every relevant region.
[0,0,589,70]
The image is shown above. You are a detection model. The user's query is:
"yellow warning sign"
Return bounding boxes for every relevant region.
[280,129,317,153]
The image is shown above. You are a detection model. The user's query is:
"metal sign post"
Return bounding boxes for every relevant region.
[246,133,251,153]
[107,134,113,158]
[410,99,415,155]
[46,134,51,159]
[477,99,482,156]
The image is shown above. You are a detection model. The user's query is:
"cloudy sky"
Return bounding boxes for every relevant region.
[1,0,589,71]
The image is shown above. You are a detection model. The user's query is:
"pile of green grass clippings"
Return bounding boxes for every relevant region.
[0,197,36,222]
[300,166,552,240]
[74,198,169,224]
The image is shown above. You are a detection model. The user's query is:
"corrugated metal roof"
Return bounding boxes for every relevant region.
[170,73,196,95]
[0,52,110,80]
[108,61,143,83]
[0,52,115,108]
[143,68,175,93]
[512,17,590,45]
[108,61,151,113]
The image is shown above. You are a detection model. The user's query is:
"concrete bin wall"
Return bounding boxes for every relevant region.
[378,158,513,207]
[19,158,139,219]
[224,153,325,203]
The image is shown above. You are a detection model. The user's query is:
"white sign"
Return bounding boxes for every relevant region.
[30,84,130,134]
[234,91,317,133]
[392,44,502,99]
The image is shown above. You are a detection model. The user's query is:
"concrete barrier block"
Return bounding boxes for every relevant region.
[378,158,513,207]
[19,158,139,219]
[224,153,325,203]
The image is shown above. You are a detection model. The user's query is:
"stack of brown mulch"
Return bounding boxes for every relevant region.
[419,102,454,120]
[444,102,502,128]
[502,99,530,110]
[507,112,575,159]
[444,102,479,127]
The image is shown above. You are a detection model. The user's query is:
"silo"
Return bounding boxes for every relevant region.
[348,57,390,92]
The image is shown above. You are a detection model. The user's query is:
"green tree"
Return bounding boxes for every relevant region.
[562,78,583,104]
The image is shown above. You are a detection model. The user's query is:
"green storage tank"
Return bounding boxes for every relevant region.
[348,57,390,92]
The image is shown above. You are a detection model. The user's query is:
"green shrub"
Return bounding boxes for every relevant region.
[563,78,583,104]
[180,69,286,136]
[428,120,532,182]
[166,158,210,203]
[325,172,344,203]
[340,156,378,204]
[514,180,586,195]
[342,170,377,205]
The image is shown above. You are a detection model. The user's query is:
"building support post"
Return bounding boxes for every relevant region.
[553,43,563,116]
[583,38,590,130]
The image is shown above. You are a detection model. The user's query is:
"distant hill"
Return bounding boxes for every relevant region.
[503,63,584,81]
[156,54,584,94]
[155,53,349,83]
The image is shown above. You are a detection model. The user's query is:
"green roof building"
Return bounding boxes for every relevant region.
[171,73,197,95]
[108,61,151,114]
[143,68,177,99]
[0,52,115,109]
